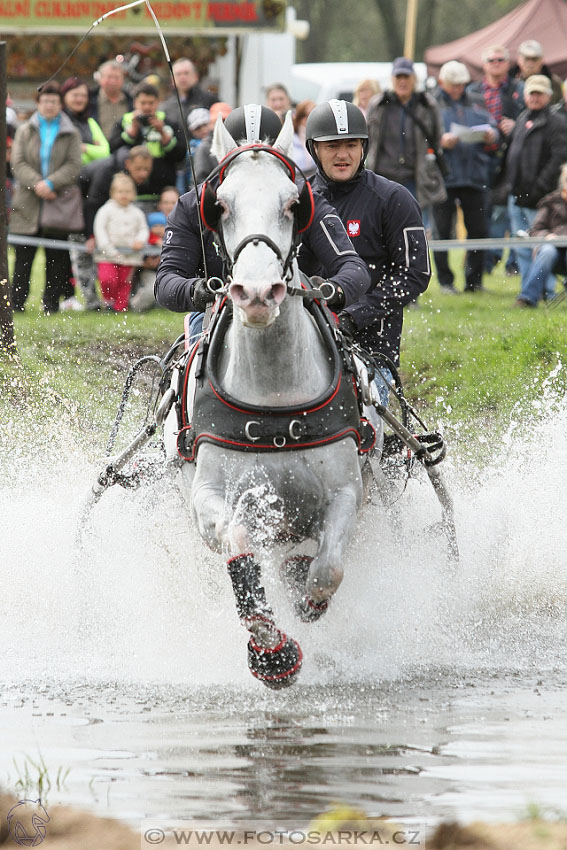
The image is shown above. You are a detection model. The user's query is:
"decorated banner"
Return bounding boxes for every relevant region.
[0,0,286,33]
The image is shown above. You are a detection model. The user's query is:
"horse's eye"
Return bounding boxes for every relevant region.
[283,197,298,219]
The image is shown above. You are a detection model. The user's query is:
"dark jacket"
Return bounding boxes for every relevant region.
[530,189,567,238]
[301,169,430,365]
[162,84,216,132]
[366,90,447,207]
[504,106,567,207]
[467,76,524,121]
[155,184,371,313]
[509,62,563,105]
[84,153,166,235]
[435,88,497,191]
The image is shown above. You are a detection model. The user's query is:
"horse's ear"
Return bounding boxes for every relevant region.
[212,114,238,160]
[273,111,294,158]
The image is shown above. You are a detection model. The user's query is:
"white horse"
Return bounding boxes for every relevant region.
[165,114,379,688]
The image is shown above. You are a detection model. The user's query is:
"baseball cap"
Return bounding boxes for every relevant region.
[392,57,415,76]
[439,60,471,85]
[187,107,210,131]
[519,39,543,59]
[524,74,552,95]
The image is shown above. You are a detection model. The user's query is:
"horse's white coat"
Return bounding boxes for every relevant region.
[178,114,366,639]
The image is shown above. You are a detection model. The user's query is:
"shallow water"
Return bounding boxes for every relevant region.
[2,388,567,830]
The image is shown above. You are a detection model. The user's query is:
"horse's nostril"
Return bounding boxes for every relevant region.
[270,282,287,306]
[229,283,247,304]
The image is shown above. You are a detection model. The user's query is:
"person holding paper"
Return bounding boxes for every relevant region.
[432,61,498,293]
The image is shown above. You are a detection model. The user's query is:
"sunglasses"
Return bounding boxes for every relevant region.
[487,57,506,63]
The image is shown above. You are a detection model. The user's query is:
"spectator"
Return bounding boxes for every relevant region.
[10,82,83,313]
[265,83,292,121]
[514,165,567,308]
[5,104,16,214]
[510,40,563,105]
[62,75,110,310]
[89,60,133,140]
[131,185,180,312]
[432,61,497,293]
[94,172,149,311]
[292,100,316,177]
[177,106,210,193]
[503,74,567,286]
[366,57,446,232]
[467,45,524,275]
[108,81,186,192]
[352,78,381,117]
[85,145,154,236]
[162,58,215,129]
[193,101,232,183]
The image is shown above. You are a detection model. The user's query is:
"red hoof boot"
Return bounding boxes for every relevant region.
[295,595,329,623]
[247,633,302,689]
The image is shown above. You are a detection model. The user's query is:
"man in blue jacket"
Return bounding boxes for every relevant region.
[303,99,430,402]
[433,61,498,293]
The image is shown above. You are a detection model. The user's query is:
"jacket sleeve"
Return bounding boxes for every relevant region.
[297,194,370,307]
[531,116,567,202]
[134,209,150,246]
[10,126,42,188]
[160,118,187,163]
[109,118,136,152]
[83,119,111,162]
[345,185,430,328]
[154,189,221,312]
[93,204,117,258]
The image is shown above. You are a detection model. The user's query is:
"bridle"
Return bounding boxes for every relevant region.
[199,144,315,286]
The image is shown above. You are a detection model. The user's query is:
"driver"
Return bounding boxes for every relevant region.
[303,99,431,403]
[154,104,370,335]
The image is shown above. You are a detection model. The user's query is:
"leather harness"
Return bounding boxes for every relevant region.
[176,298,376,462]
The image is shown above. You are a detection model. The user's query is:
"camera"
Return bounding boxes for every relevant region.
[138,114,153,126]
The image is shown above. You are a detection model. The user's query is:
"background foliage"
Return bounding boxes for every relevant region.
[294,0,526,63]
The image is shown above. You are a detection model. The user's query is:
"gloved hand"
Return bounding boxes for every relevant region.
[337,311,357,340]
[311,275,346,310]
[190,278,216,311]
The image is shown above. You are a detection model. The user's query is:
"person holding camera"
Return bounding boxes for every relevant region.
[108,81,185,190]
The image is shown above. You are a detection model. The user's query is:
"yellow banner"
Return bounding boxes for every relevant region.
[0,0,286,32]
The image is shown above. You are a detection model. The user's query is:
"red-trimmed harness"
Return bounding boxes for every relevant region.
[175,297,376,463]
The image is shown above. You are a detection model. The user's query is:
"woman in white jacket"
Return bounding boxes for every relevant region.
[93,172,149,311]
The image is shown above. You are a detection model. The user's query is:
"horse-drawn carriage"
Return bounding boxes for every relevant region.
[81,114,457,688]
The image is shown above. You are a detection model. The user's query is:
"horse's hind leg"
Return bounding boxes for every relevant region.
[228,554,302,688]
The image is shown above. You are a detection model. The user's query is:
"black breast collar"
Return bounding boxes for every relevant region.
[176,300,375,461]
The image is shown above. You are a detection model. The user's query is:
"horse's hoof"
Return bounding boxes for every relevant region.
[295,596,329,623]
[247,633,302,689]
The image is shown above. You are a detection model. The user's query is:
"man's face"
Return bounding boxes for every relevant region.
[99,66,124,97]
[483,53,509,80]
[392,73,415,103]
[174,61,198,94]
[266,87,291,116]
[134,94,158,116]
[519,53,543,78]
[524,89,551,111]
[441,80,466,101]
[315,139,364,182]
[126,156,153,184]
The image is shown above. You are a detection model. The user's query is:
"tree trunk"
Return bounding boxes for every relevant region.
[373,0,404,58]
[0,41,16,357]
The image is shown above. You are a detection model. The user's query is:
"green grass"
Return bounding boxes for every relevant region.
[2,248,567,460]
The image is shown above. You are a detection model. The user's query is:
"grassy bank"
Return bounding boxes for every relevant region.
[2,251,567,457]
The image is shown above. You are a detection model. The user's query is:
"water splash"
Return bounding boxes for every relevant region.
[2,377,567,689]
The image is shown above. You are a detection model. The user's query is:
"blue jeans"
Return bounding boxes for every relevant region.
[520,243,566,305]
[508,197,538,281]
[188,311,205,346]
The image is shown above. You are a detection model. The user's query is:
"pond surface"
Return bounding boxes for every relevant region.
[2,398,567,831]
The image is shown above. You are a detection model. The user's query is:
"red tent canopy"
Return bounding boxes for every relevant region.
[425,0,567,81]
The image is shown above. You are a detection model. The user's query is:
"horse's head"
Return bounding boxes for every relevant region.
[209,113,306,328]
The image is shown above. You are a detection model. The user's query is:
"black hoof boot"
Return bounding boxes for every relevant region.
[228,553,274,622]
[281,556,329,623]
[247,633,303,689]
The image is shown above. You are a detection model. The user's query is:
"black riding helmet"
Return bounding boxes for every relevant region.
[305,99,368,173]
[223,104,284,146]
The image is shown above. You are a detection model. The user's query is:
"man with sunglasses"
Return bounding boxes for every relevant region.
[467,45,524,275]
